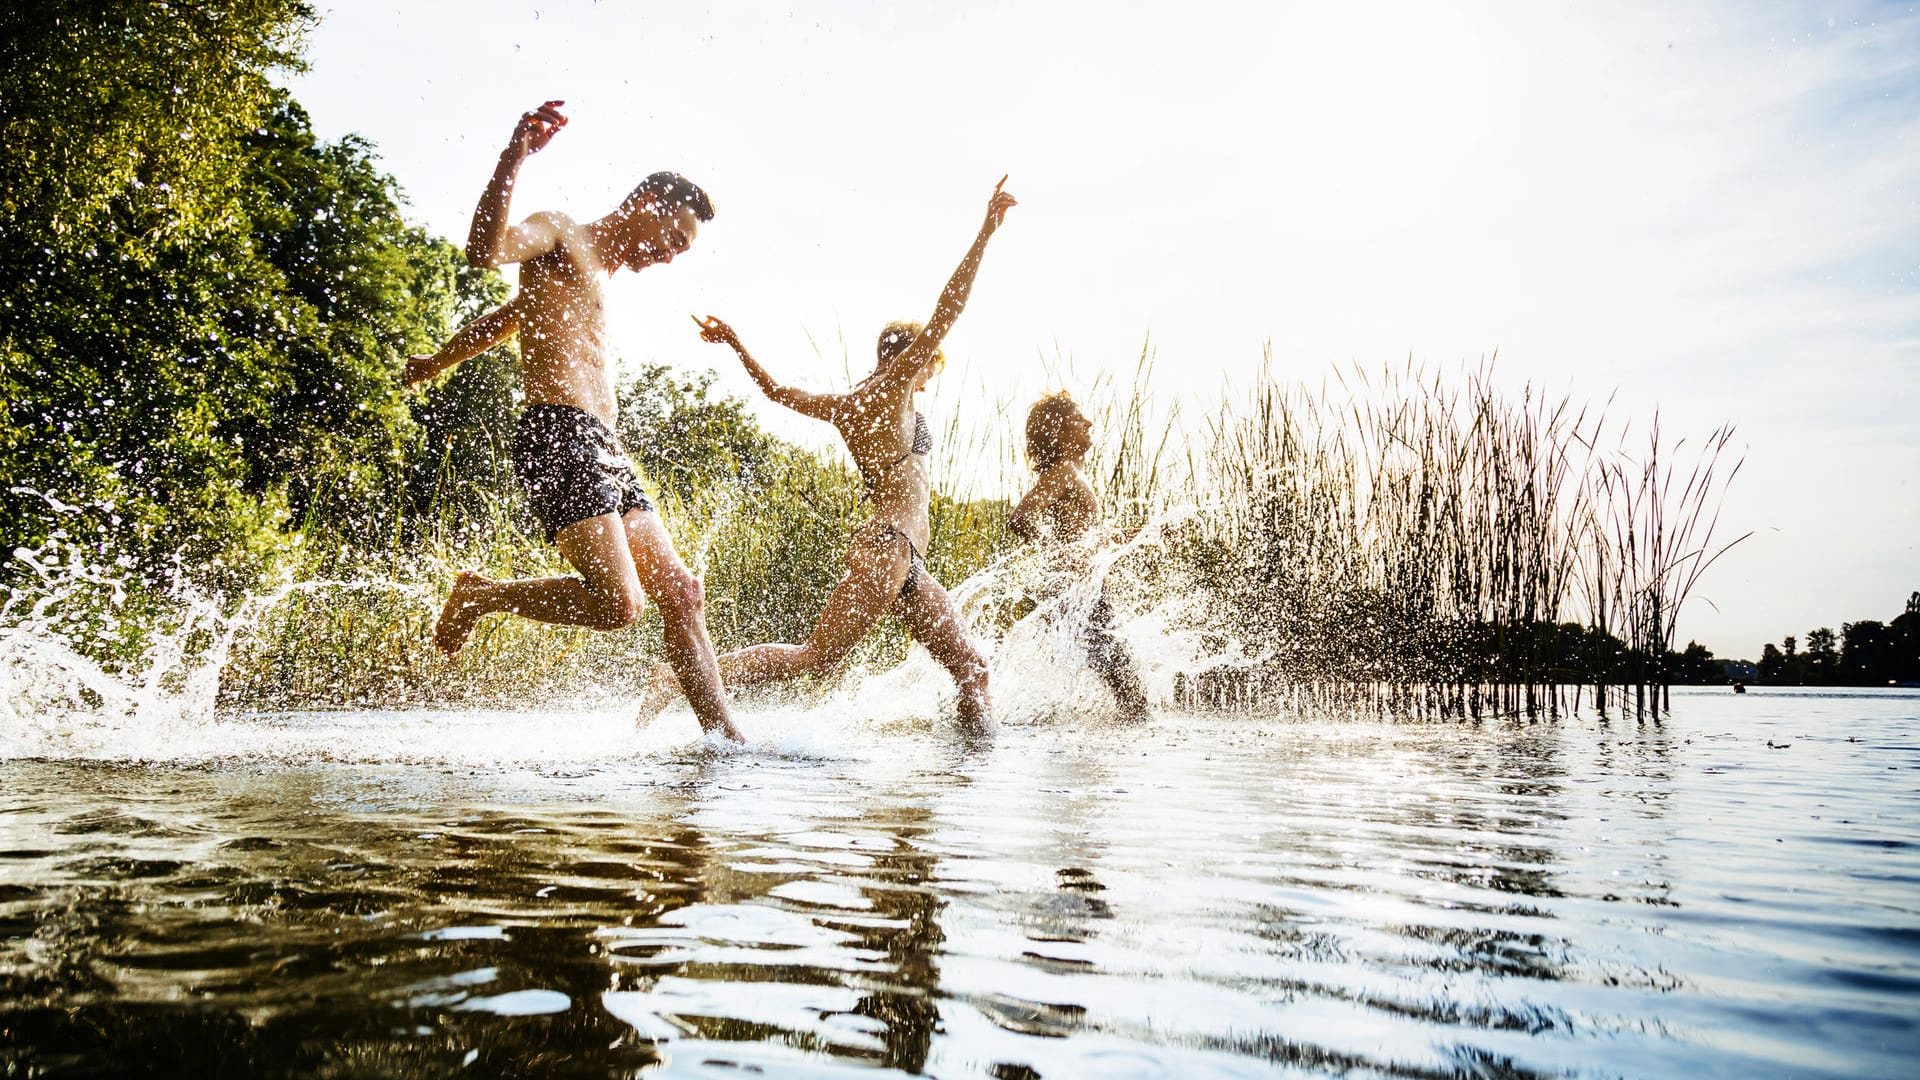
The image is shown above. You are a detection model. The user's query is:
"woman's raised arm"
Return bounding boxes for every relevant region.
[692,315,837,421]
[883,178,1018,384]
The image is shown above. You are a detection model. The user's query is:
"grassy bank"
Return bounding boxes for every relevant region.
[9,354,1741,722]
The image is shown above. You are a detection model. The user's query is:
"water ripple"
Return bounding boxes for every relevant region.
[1,690,1917,1076]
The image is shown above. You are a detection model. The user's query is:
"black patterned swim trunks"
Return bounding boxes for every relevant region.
[511,404,653,544]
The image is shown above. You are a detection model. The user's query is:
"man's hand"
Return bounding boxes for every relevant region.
[984,174,1018,232]
[402,354,436,390]
[691,314,742,350]
[508,100,567,158]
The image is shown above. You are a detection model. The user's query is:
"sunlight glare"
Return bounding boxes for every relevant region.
[1253,5,1502,236]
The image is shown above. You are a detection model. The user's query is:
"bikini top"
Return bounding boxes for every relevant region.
[867,412,932,491]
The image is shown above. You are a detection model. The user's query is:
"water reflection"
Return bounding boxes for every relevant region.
[2,695,1918,1077]
[844,803,944,1070]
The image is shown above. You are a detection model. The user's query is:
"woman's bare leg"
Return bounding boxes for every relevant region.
[897,568,993,734]
[636,524,909,724]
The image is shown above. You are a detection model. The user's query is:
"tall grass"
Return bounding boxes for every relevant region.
[1097,357,1746,720]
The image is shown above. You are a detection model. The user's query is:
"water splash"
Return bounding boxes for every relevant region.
[0,524,442,761]
[2,493,1260,762]
[811,500,1249,729]
[4,534,239,758]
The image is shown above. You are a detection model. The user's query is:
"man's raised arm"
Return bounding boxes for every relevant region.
[467,101,568,268]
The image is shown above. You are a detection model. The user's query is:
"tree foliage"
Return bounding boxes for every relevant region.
[1,1,313,572]
[0,3,508,583]
[616,365,780,505]
[1755,593,1920,686]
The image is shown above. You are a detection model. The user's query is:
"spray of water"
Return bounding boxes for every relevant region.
[1,496,1245,763]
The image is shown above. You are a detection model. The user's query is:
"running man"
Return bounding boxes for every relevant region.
[403,101,741,742]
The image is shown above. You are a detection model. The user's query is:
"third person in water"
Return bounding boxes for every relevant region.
[1008,392,1150,721]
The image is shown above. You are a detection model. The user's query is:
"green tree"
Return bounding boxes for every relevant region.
[0,1,310,252]
[1890,594,1920,684]
[1780,634,1808,684]
[0,5,508,580]
[402,267,519,542]
[1805,627,1839,685]
[1674,640,1719,684]
[1759,642,1786,683]
[234,93,506,549]
[1840,620,1890,685]
[616,365,779,504]
[0,1,313,574]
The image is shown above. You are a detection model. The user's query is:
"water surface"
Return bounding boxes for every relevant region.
[3,688,1916,1077]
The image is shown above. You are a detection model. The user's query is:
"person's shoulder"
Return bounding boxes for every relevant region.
[1014,472,1049,501]
[842,375,900,415]
[525,209,577,230]
[522,211,595,271]
[523,210,583,247]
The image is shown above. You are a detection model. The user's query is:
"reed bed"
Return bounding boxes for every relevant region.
[1102,357,1746,721]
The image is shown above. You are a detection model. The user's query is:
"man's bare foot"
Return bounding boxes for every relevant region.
[434,571,496,658]
[633,662,681,727]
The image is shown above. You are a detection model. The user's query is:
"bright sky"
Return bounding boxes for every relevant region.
[284,0,1919,659]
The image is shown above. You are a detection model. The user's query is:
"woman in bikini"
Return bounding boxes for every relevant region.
[635,180,1017,733]
[1007,391,1149,719]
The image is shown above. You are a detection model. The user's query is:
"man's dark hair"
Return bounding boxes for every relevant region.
[625,171,715,222]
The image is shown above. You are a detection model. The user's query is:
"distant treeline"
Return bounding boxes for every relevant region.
[1744,592,1920,687]
[0,2,516,581]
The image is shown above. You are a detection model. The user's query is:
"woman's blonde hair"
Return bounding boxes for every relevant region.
[1025,391,1083,472]
[876,320,944,376]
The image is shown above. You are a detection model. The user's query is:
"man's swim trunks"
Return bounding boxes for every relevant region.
[512,404,653,543]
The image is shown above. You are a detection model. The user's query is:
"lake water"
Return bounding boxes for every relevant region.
[1,687,1915,1077]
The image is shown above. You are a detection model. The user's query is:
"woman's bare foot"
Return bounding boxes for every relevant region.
[956,689,995,737]
[633,662,682,727]
[434,571,497,658]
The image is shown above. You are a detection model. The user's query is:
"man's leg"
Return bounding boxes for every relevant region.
[434,513,643,656]
[623,509,744,743]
